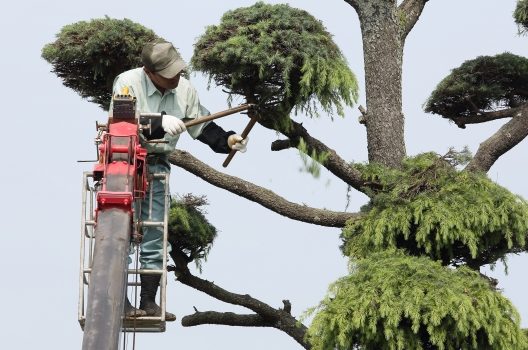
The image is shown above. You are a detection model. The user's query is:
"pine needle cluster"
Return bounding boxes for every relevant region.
[191,2,358,125]
[514,0,528,33]
[341,153,528,268]
[307,250,527,350]
[297,137,330,178]
[424,53,528,121]
[42,17,160,110]
[167,194,217,270]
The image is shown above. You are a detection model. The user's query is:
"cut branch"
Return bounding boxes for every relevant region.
[271,139,295,151]
[399,0,429,40]
[168,150,360,227]
[358,105,367,125]
[465,106,528,173]
[170,251,310,349]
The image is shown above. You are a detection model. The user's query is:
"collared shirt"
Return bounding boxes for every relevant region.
[111,67,208,154]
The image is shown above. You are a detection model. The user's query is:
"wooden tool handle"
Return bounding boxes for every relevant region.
[184,104,252,128]
[222,116,258,168]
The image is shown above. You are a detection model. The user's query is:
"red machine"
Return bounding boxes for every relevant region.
[93,93,148,212]
[80,92,169,350]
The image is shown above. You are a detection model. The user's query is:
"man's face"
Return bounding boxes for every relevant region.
[146,69,181,91]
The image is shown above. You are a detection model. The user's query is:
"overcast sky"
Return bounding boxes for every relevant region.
[1,1,526,349]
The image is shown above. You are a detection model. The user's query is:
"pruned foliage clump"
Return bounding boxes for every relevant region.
[191,1,358,125]
[424,53,528,121]
[341,153,528,268]
[168,194,217,270]
[42,17,160,110]
[307,251,527,350]
[514,0,528,33]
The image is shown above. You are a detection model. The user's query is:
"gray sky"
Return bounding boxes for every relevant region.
[1,1,526,349]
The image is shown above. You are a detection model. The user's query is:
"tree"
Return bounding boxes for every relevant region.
[42,1,528,349]
[41,17,160,110]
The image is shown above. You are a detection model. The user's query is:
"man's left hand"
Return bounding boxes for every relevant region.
[228,134,249,153]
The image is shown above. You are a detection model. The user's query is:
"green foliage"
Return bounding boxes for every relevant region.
[42,17,160,110]
[167,194,217,271]
[191,1,358,127]
[342,153,528,268]
[307,251,528,350]
[514,0,528,33]
[298,138,330,178]
[424,53,528,120]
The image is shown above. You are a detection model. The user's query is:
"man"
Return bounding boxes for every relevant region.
[111,40,248,320]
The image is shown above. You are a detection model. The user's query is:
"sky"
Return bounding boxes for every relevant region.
[0,0,527,349]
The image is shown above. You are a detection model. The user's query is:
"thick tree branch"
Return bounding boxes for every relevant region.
[168,150,360,227]
[465,106,528,173]
[271,119,368,194]
[399,0,429,40]
[449,106,523,128]
[170,251,310,349]
[182,311,272,327]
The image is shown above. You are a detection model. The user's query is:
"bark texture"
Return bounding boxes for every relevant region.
[168,150,360,227]
[466,106,528,173]
[450,106,524,129]
[357,1,407,167]
[169,251,310,349]
[399,0,429,39]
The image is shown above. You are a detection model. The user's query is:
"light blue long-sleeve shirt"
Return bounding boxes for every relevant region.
[111,67,208,154]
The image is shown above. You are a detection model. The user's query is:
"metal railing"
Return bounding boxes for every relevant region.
[78,171,170,333]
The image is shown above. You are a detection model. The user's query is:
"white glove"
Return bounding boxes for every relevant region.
[228,134,249,153]
[162,114,186,136]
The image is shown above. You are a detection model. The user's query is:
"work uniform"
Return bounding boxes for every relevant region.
[111,67,233,270]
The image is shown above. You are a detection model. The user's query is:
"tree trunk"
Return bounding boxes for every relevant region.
[358,1,406,167]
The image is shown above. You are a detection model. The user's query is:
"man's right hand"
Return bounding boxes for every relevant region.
[162,115,187,136]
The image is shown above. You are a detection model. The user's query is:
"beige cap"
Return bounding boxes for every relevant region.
[141,41,187,78]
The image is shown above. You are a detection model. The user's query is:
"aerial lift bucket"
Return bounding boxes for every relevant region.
[78,171,172,334]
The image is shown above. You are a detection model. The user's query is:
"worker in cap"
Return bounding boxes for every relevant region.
[111,40,249,321]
